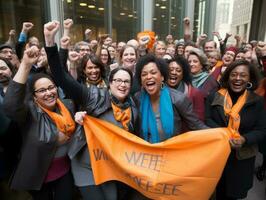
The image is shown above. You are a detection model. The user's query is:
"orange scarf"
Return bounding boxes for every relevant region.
[111,102,131,131]
[38,99,76,137]
[218,88,247,138]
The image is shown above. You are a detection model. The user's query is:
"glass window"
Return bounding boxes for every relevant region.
[63,0,105,43]
[153,0,185,41]
[112,0,140,42]
[0,0,46,44]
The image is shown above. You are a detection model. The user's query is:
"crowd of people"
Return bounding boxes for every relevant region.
[0,17,266,200]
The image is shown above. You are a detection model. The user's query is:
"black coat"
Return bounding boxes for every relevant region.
[3,80,75,190]
[205,90,266,197]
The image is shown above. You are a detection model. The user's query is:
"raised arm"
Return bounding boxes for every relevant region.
[183,17,192,42]
[44,21,87,106]
[3,46,39,123]
[16,22,34,60]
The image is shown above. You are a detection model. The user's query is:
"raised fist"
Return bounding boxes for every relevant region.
[63,19,73,29]
[22,22,34,34]
[183,17,190,25]
[60,36,71,49]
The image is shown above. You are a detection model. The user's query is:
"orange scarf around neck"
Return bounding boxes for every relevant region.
[38,99,76,137]
[218,88,248,138]
[111,102,131,131]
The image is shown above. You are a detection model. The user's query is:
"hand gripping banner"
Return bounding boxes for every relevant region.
[83,116,231,200]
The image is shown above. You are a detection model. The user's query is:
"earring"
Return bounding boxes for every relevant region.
[161,82,165,89]
[246,82,253,89]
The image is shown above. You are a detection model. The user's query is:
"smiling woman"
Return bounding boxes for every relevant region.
[44,20,139,200]
[3,47,76,199]
[205,60,266,200]
[135,54,208,144]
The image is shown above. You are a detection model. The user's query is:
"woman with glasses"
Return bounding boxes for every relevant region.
[3,46,76,200]
[44,21,138,200]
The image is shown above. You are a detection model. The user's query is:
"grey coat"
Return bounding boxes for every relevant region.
[134,87,208,142]
[3,80,75,190]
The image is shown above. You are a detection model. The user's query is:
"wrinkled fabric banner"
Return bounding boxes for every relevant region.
[83,116,231,200]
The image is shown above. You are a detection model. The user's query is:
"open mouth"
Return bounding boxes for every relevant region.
[145,81,157,91]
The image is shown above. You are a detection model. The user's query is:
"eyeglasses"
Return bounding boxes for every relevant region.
[34,85,57,94]
[79,48,91,52]
[112,78,131,86]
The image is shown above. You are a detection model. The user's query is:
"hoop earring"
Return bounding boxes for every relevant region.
[161,82,165,89]
[246,82,253,89]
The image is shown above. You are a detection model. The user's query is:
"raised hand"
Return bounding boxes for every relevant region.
[60,36,71,49]
[9,29,16,37]
[198,34,208,41]
[212,31,222,40]
[63,18,73,36]
[22,22,34,34]
[64,19,73,29]
[225,32,232,39]
[183,17,190,26]
[21,46,40,67]
[234,34,241,41]
[74,111,87,125]
[44,21,60,47]
[85,28,92,36]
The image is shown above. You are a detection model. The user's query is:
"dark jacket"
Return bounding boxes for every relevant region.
[3,80,75,190]
[135,87,208,142]
[68,86,139,159]
[45,45,139,162]
[205,90,266,197]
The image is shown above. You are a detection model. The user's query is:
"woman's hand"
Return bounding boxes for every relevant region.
[74,111,87,125]
[229,136,246,149]
[21,46,40,68]
[63,18,73,37]
[44,21,60,47]
[60,36,70,49]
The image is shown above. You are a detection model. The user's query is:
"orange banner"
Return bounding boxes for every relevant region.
[83,116,231,200]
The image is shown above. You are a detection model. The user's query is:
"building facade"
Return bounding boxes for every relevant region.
[0,0,216,44]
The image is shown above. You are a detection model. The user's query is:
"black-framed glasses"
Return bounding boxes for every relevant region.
[34,85,57,94]
[79,48,91,52]
[112,78,131,86]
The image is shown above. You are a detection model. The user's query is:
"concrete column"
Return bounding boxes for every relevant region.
[185,0,195,34]
[105,0,112,35]
[49,0,64,44]
[141,0,153,31]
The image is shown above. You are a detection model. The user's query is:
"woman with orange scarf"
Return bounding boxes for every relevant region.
[3,46,76,200]
[205,60,266,200]
[44,21,139,200]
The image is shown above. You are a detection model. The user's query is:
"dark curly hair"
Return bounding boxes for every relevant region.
[135,54,169,86]
[167,56,192,84]
[220,60,261,91]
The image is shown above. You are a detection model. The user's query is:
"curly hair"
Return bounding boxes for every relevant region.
[135,54,169,86]
[220,60,261,91]
[167,56,192,84]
